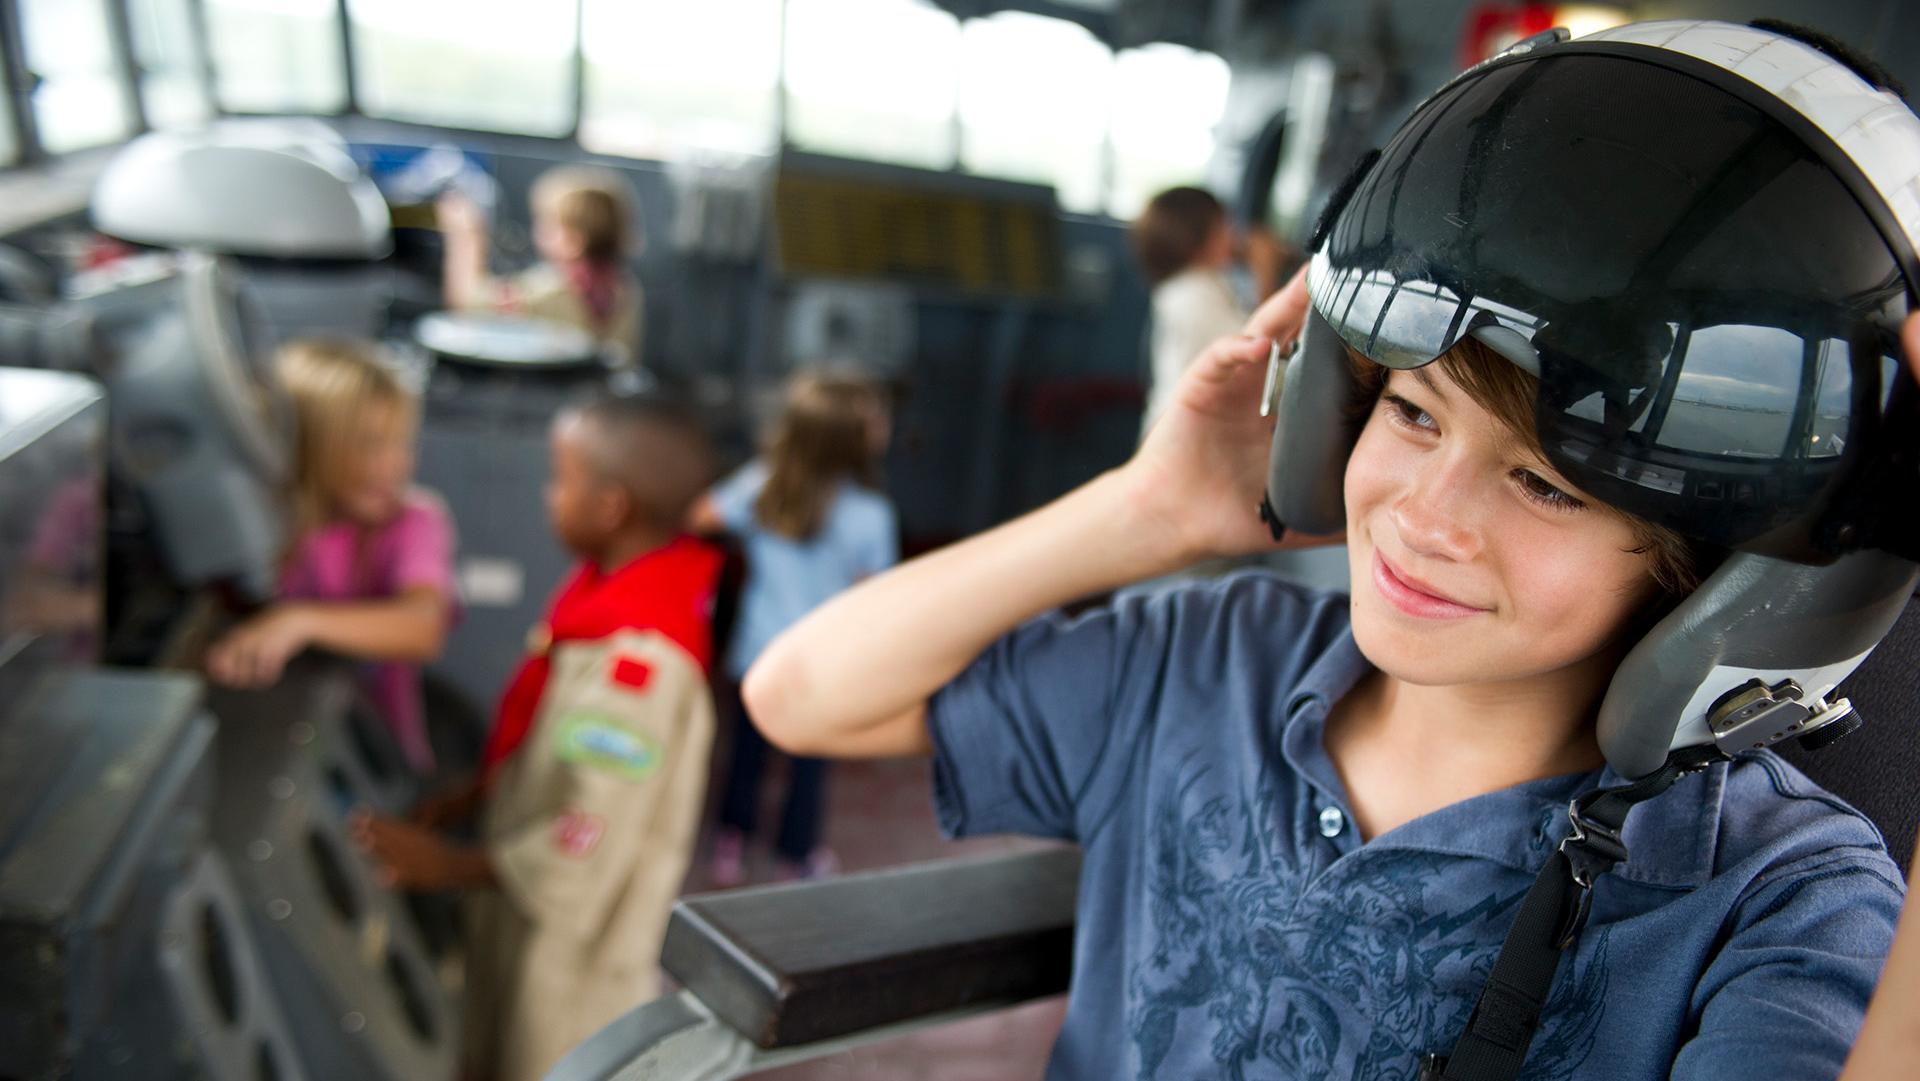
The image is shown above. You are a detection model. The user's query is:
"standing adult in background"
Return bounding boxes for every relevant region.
[1134,187,1245,435]
[1133,187,1298,436]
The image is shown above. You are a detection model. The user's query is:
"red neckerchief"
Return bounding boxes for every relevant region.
[483,536,722,775]
[565,259,621,334]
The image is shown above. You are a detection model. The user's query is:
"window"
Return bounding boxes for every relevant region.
[956,13,1112,212]
[18,0,135,153]
[1108,44,1229,219]
[348,0,575,135]
[128,0,215,129]
[784,0,960,169]
[206,0,347,114]
[580,0,781,159]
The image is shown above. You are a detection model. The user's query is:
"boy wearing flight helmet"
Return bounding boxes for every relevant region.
[748,20,1919,1081]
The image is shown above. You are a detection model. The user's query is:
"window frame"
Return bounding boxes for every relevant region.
[0,0,40,165]
[0,0,1222,226]
[3,0,149,160]
[125,0,221,131]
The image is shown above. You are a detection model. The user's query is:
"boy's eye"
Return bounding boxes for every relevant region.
[1513,468,1586,511]
[1382,392,1436,431]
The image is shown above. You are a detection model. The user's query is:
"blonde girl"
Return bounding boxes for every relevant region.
[206,338,456,775]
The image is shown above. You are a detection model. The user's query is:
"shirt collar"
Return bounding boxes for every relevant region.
[1276,628,1721,887]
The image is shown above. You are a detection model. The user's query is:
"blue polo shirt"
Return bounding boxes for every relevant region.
[929,572,1903,1080]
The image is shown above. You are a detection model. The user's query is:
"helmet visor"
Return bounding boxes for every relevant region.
[1311,50,1911,557]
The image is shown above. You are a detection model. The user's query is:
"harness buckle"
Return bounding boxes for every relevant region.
[1553,793,1629,948]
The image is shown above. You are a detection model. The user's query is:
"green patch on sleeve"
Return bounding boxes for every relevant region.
[553,715,664,781]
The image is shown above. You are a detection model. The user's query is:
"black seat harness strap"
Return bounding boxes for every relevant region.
[1419,744,1728,1081]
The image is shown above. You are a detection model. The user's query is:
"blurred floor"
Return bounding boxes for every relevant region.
[682,747,1067,1081]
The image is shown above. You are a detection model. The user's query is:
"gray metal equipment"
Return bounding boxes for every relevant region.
[0,668,306,1081]
[0,368,104,708]
[93,120,398,341]
[0,255,291,603]
[205,660,456,1081]
[541,848,1079,1081]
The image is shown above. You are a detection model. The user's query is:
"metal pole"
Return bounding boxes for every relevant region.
[774,0,789,151]
[107,0,148,133]
[0,0,44,162]
[335,0,356,115]
[568,0,585,140]
[184,0,219,116]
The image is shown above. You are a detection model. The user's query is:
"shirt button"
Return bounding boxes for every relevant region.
[1318,806,1346,838]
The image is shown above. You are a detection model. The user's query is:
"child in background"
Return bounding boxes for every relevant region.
[354,393,723,1081]
[691,371,898,885]
[439,165,644,362]
[206,338,455,776]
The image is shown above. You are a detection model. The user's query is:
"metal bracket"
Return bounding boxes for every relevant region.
[1259,337,1296,418]
[1708,677,1854,753]
[541,988,1044,1081]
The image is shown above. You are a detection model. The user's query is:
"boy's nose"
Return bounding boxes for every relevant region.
[1389,464,1482,563]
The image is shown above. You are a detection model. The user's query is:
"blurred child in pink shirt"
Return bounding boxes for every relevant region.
[206,338,457,775]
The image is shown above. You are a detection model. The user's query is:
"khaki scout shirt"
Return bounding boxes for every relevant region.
[465,627,713,1081]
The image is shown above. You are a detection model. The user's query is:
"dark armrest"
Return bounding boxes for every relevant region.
[661,846,1080,1048]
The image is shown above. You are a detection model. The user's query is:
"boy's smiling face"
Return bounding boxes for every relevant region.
[1342,364,1660,691]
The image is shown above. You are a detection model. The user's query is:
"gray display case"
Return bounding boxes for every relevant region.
[0,367,104,716]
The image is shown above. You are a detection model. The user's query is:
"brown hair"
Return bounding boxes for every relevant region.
[1131,186,1225,287]
[1347,336,1700,594]
[754,372,886,541]
[563,394,715,529]
[278,338,415,543]
[531,165,636,265]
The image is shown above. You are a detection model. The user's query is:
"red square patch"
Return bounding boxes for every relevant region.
[552,810,606,858]
[611,656,653,692]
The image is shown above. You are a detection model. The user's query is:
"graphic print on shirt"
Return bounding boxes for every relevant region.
[1125,765,1609,1081]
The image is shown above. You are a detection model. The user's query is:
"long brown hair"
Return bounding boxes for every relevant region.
[754,372,885,541]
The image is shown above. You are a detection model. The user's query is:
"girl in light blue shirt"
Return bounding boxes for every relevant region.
[693,371,898,883]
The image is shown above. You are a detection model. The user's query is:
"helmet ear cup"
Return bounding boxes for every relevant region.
[1599,549,1919,777]
[1266,307,1368,536]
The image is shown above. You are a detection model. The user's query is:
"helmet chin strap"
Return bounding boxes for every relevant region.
[1420,743,1728,1081]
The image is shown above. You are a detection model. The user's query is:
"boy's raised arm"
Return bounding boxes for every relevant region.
[745,330,1296,759]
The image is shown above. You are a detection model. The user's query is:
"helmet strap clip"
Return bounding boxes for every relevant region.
[1424,743,1726,1081]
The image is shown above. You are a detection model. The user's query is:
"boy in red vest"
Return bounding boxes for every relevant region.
[353,393,722,1081]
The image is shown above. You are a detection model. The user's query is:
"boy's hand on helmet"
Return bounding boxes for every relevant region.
[1126,333,1295,561]
[1244,262,1310,346]
[1122,263,1337,564]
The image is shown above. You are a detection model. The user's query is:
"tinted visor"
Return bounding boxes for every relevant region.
[1313,50,1911,557]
